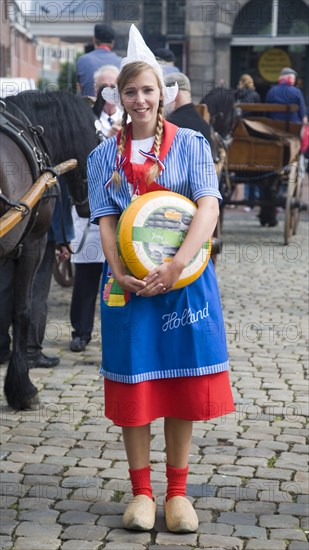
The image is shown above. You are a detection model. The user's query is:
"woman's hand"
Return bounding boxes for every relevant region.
[117,273,147,294]
[136,261,183,297]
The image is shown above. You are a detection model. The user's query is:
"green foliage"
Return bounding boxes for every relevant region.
[58,62,77,94]
[37,78,58,93]
[112,490,125,502]
[267,456,277,468]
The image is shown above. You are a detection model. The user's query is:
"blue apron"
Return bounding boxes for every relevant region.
[100,259,229,383]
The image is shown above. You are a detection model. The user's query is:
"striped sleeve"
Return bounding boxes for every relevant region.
[87,140,121,224]
[187,133,222,202]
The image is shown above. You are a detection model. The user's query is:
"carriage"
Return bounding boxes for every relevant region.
[220,103,306,244]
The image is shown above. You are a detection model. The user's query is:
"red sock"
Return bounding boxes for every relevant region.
[166,464,189,501]
[129,465,153,499]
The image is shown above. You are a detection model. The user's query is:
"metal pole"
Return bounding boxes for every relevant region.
[271,0,279,37]
[161,0,167,37]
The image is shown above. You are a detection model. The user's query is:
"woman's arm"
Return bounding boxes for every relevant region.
[172,195,219,269]
[99,215,146,293]
[137,195,219,296]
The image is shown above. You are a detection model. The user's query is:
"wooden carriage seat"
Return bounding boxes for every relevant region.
[228,104,302,171]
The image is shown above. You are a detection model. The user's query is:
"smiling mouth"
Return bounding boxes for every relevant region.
[135,108,148,113]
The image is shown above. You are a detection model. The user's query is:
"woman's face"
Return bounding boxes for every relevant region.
[121,69,162,138]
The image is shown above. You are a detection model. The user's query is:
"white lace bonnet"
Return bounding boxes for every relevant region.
[101,24,178,106]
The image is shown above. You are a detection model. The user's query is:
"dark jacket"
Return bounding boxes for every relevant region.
[167,103,212,146]
[236,88,261,117]
[265,83,307,123]
[236,88,261,103]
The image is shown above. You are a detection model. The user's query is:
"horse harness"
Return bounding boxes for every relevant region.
[0,101,62,256]
[0,100,60,205]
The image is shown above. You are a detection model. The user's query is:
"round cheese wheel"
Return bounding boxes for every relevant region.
[116,191,212,289]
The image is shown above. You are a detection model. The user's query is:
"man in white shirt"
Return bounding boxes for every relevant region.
[92,65,122,138]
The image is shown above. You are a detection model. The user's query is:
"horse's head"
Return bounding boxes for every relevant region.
[201,87,237,139]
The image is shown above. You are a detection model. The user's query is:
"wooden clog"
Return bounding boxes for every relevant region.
[122,494,156,531]
[164,496,199,532]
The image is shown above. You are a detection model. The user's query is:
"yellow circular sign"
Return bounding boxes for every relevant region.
[258,48,291,82]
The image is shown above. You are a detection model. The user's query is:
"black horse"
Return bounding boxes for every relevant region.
[0,91,99,410]
[201,86,237,139]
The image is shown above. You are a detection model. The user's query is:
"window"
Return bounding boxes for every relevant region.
[36,44,43,61]
[277,0,309,36]
[144,0,162,36]
[233,0,308,37]
[233,0,272,36]
[167,0,185,35]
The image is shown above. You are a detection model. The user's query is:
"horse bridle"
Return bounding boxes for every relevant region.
[0,102,62,254]
[0,102,60,208]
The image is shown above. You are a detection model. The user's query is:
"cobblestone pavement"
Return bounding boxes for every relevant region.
[1,193,308,550]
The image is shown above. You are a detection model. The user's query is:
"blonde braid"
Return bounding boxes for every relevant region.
[111,110,128,186]
[147,101,164,184]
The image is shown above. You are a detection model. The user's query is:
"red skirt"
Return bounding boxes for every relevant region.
[104,371,234,427]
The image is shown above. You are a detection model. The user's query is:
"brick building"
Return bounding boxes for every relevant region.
[26,0,103,84]
[0,0,38,79]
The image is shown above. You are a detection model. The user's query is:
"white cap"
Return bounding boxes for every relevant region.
[102,24,178,106]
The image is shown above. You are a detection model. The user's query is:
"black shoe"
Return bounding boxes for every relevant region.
[28,353,60,369]
[0,350,11,364]
[70,336,87,352]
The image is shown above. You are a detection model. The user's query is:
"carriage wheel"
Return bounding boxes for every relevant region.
[292,156,305,236]
[284,161,303,245]
[53,253,75,287]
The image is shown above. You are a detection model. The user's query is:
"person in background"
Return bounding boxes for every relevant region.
[69,65,121,352]
[266,67,308,125]
[164,71,214,154]
[26,179,74,367]
[153,47,180,75]
[92,65,122,138]
[236,73,261,105]
[88,24,234,534]
[76,24,122,97]
[236,74,261,211]
[69,210,105,352]
[260,68,308,226]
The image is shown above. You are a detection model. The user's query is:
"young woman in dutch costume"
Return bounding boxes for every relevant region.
[88,25,234,533]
